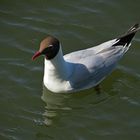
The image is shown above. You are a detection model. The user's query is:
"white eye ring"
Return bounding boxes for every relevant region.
[49,45,53,47]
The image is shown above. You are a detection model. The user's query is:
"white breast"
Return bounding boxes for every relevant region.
[43,47,73,93]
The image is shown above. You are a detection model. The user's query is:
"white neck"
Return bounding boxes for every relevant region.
[43,46,71,84]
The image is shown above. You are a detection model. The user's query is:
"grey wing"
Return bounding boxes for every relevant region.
[64,39,119,63]
[65,51,116,90]
[64,49,95,63]
[63,26,138,90]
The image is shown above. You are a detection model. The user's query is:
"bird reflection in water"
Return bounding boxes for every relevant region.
[41,84,115,126]
[41,85,71,126]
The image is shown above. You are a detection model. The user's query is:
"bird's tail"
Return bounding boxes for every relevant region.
[113,23,140,48]
[126,23,140,34]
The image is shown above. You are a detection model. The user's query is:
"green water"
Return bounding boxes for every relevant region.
[0,0,140,140]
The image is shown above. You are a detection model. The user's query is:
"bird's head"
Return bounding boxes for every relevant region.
[32,36,60,60]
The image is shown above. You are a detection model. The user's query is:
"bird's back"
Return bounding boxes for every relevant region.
[64,24,140,91]
[64,40,120,90]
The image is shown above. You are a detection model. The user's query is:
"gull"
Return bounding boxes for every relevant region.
[32,24,140,93]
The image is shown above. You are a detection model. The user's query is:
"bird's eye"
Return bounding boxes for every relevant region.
[48,45,53,47]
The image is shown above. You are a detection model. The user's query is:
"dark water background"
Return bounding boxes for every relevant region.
[0,0,140,139]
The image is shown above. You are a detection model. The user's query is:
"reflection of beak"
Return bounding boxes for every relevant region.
[32,51,41,61]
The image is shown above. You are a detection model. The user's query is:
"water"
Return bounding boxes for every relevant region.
[0,0,140,139]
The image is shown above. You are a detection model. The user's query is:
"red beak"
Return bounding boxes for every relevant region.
[32,51,41,60]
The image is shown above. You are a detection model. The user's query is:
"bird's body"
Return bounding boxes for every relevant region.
[32,24,140,93]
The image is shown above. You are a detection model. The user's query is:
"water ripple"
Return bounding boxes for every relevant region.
[118,65,140,79]
[120,96,140,106]
[0,0,140,139]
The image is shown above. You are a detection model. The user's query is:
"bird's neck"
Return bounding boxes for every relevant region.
[44,46,70,81]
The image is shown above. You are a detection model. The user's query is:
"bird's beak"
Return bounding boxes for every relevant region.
[32,51,41,60]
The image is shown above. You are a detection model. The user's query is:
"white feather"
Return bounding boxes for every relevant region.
[43,38,130,93]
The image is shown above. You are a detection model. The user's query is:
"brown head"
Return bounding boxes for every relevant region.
[32,36,60,60]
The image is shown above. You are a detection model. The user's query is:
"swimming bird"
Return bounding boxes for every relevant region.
[32,24,140,93]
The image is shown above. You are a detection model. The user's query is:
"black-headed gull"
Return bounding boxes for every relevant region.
[32,24,140,93]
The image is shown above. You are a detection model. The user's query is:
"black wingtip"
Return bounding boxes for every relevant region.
[113,23,140,47]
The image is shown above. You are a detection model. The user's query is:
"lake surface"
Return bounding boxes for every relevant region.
[0,0,140,140]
